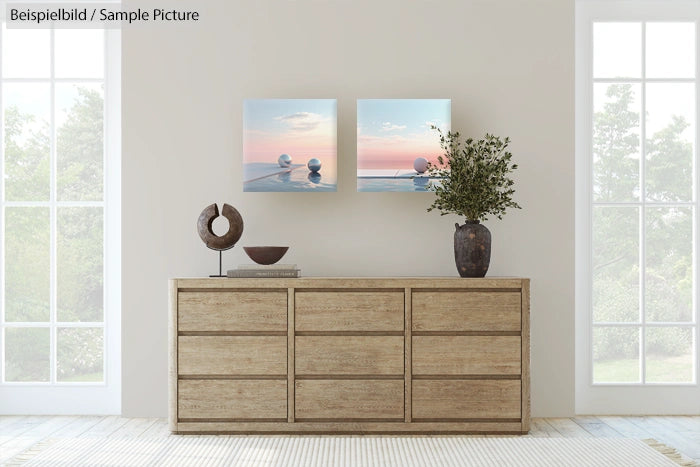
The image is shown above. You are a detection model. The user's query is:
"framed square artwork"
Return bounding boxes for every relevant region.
[243,99,337,192]
[357,99,451,192]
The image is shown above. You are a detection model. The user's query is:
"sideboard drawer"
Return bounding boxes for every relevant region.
[413,336,521,375]
[413,380,521,419]
[412,291,521,332]
[295,380,403,420]
[178,336,287,375]
[178,380,287,420]
[295,291,403,331]
[178,291,286,332]
[296,336,403,375]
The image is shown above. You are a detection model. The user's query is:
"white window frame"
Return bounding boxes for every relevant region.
[0,12,121,414]
[576,0,700,414]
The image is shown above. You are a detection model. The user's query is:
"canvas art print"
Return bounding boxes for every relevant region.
[357,99,451,192]
[243,99,337,192]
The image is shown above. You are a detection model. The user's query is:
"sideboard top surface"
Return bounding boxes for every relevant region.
[172,277,529,289]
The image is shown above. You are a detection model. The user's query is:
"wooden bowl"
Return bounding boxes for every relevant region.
[243,246,289,265]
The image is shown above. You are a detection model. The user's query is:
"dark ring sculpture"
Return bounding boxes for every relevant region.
[197,203,244,251]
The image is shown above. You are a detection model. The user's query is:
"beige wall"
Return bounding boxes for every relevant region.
[122,0,574,417]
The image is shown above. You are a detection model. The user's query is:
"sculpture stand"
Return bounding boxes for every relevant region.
[210,250,225,278]
[208,246,235,278]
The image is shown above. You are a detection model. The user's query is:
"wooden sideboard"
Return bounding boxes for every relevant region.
[169,277,530,434]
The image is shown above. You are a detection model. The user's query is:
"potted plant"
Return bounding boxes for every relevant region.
[426,128,521,277]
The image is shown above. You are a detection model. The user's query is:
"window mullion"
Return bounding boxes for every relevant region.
[102,28,109,384]
[49,27,57,385]
[2,201,105,207]
[593,77,696,84]
[2,78,103,84]
[588,18,595,388]
[593,201,696,207]
[595,322,697,327]
[640,21,648,385]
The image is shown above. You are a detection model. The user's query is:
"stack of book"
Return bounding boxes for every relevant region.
[227,264,301,278]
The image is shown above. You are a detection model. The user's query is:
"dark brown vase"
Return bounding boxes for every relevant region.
[454,221,491,277]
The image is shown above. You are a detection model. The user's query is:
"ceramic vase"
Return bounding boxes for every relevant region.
[454,221,491,278]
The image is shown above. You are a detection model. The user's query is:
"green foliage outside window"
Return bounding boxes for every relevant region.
[593,84,692,377]
[4,86,105,382]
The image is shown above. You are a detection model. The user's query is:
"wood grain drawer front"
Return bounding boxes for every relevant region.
[413,336,521,375]
[178,380,287,420]
[295,380,404,420]
[296,336,403,375]
[295,291,403,331]
[178,291,286,332]
[413,380,521,419]
[412,291,521,332]
[178,336,286,376]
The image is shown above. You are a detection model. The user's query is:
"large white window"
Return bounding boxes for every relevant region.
[576,1,700,414]
[0,18,120,413]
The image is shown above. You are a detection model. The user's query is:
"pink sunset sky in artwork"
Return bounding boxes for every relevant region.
[243,99,337,174]
[357,99,451,170]
[357,134,444,169]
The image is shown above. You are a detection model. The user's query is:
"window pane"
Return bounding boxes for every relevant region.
[55,29,104,78]
[57,207,104,322]
[646,23,695,78]
[1,26,50,78]
[3,83,51,201]
[646,327,694,383]
[56,84,104,201]
[645,83,695,202]
[645,207,693,323]
[594,23,641,78]
[5,327,50,382]
[593,207,639,323]
[4,207,50,322]
[594,326,640,383]
[57,327,103,382]
[593,83,641,202]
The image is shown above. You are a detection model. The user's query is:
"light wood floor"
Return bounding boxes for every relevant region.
[0,416,699,464]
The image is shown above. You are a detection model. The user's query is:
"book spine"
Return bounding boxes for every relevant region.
[227,270,301,278]
[237,264,297,270]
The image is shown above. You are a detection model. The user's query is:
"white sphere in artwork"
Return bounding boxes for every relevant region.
[307,158,322,173]
[414,157,429,174]
[278,154,292,167]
